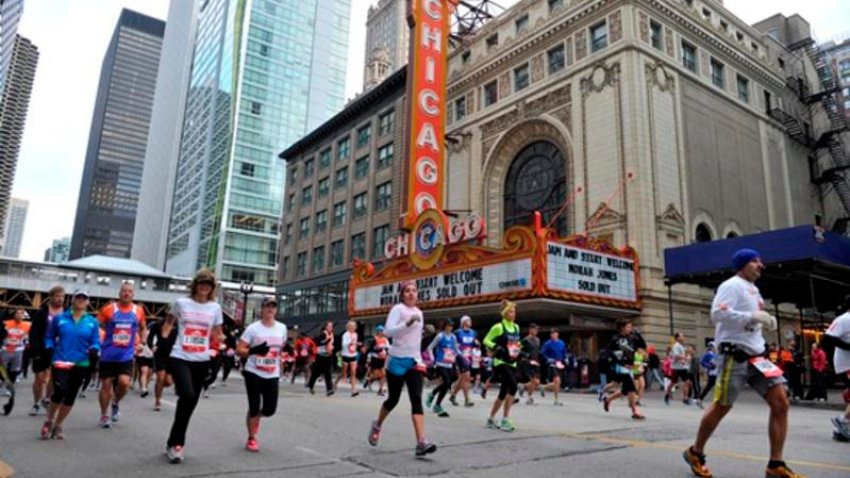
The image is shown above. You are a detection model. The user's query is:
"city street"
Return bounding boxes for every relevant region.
[1,375,847,478]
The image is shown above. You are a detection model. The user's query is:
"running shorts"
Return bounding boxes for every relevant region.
[713,354,786,406]
[99,360,134,378]
[370,357,386,370]
[613,372,636,394]
[518,362,540,383]
[154,354,171,374]
[32,351,52,373]
[136,356,154,369]
[0,351,23,373]
[342,355,357,364]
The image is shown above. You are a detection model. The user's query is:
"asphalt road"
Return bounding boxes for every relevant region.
[1,374,848,478]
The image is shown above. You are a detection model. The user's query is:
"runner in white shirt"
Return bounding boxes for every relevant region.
[664,332,692,405]
[237,296,287,452]
[683,249,806,478]
[825,294,850,441]
[164,269,224,464]
[334,321,360,397]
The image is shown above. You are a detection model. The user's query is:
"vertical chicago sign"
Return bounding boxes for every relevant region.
[403,0,455,228]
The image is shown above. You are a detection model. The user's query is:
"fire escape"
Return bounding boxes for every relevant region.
[777,39,850,231]
[449,0,506,44]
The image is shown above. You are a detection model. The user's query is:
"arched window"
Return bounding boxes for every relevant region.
[503,141,567,236]
[695,223,713,243]
[726,231,739,239]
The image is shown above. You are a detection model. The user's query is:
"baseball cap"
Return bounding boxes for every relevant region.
[72,289,90,299]
[261,296,278,307]
[376,325,385,332]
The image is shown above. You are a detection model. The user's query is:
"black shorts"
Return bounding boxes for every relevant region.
[370,358,386,370]
[518,362,540,383]
[673,369,691,382]
[99,360,134,378]
[136,356,154,368]
[154,355,171,374]
[470,367,481,378]
[456,358,471,373]
[32,352,52,373]
[342,355,357,364]
[613,373,637,394]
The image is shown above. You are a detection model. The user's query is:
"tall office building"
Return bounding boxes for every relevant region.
[70,9,164,260]
[43,236,70,263]
[0,34,36,240]
[0,197,26,257]
[0,0,24,90]
[364,0,407,91]
[165,0,351,285]
[132,0,200,270]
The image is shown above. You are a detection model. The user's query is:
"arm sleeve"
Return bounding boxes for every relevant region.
[44,316,57,350]
[540,341,552,360]
[382,306,407,338]
[711,282,754,325]
[342,332,351,350]
[482,324,502,350]
[214,306,223,327]
[824,334,850,351]
[426,333,440,355]
[239,326,254,346]
[90,318,101,351]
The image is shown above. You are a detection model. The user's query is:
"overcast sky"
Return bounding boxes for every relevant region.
[12,0,850,262]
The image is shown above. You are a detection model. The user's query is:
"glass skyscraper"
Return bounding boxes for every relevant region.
[165,0,350,285]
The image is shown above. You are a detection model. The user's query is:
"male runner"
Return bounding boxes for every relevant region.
[683,249,806,478]
[98,282,146,427]
[28,286,65,415]
[824,294,850,441]
[540,328,567,406]
[665,332,692,405]
[518,324,541,405]
[450,316,476,407]
[292,333,316,385]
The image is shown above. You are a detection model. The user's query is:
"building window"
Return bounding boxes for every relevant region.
[350,233,365,260]
[335,166,348,189]
[377,144,394,169]
[737,75,750,103]
[318,177,329,197]
[296,252,307,276]
[315,210,327,233]
[379,110,395,136]
[331,240,344,267]
[241,162,255,177]
[548,0,564,12]
[710,58,725,88]
[320,148,331,169]
[548,45,565,74]
[486,34,498,51]
[514,63,530,91]
[355,156,369,179]
[357,124,371,148]
[650,20,663,50]
[373,225,390,259]
[590,22,607,52]
[283,224,292,244]
[299,218,310,239]
[289,167,298,185]
[778,58,785,70]
[333,201,347,228]
[751,42,759,55]
[304,158,314,177]
[281,256,289,278]
[695,224,713,243]
[337,137,350,162]
[719,20,728,32]
[764,90,772,114]
[312,246,325,273]
[515,15,529,34]
[301,186,312,205]
[483,80,498,107]
[375,182,392,211]
[455,96,466,121]
[287,194,295,212]
[726,231,739,239]
[701,8,711,20]
[251,101,262,115]
[735,31,744,42]
[461,51,471,63]
[354,192,368,219]
[503,141,568,237]
[682,41,697,72]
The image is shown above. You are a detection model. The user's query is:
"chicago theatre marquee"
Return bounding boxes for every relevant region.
[279,0,830,350]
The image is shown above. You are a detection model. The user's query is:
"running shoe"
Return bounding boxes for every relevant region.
[554,401,564,406]
[664,394,671,405]
[166,445,184,464]
[526,398,535,405]
[765,464,807,478]
[30,403,40,416]
[481,388,487,399]
[40,420,52,440]
[141,390,149,398]
[499,418,516,432]
[100,415,111,429]
[49,425,64,440]
[79,390,87,398]
[603,396,610,412]
[831,416,850,436]
[631,413,646,420]
[682,447,712,478]
[246,437,260,452]
[111,403,120,422]
[433,405,450,417]
[449,395,459,406]
[368,420,381,446]
[597,388,604,402]
[41,398,50,410]
[2,398,13,416]
[377,390,386,397]
[486,417,499,429]
[326,389,335,397]
[425,392,435,409]
[695,399,705,410]
[154,403,162,412]
[464,399,474,407]
[415,438,437,457]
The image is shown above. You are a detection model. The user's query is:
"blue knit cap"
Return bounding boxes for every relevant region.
[732,248,760,271]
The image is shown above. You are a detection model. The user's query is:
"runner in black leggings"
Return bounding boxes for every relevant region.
[483,300,521,432]
[308,322,335,396]
[367,280,436,457]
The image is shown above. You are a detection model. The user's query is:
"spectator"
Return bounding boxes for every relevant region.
[784,340,804,401]
[806,342,828,402]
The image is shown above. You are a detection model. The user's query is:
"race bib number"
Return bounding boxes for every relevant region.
[507,342,520,359]
[182,324,209,353]
[442,348,456,364]
[112,324,132,348]
[255,350,279,373]
[462,348,473,358]
[749,357,783,378]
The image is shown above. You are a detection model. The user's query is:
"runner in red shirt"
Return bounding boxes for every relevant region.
[291,334,316,385]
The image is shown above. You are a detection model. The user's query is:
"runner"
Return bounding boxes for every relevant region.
[364,326,389,395]
[540,328,567,406]
[518,323,542,405]
[334,320,360,396]
[292,333,316,385]
[307,321,335,396]
[40,290,100,440]
[97,282,146,428]
[28,285,65,416]
[470,341,483,392]
[483,300,521,432]
[1,308,30,414]
[148,316,177,411]
[633,346,648,405]
[236,296,286,452]
[664,332,692,405]
[601,319,645,419]
[825,294,850,442]
[683,249,806,478]
[426,319,460,417]
[698,342,718,404]
[449,316,476,407]
[164,268,224,464]
[367,280,436,456]
[136,327,154,398]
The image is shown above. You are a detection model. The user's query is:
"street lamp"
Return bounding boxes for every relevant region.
[240,281,254,325]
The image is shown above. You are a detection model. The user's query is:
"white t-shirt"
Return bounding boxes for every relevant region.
[384,303,423,361]
[169,297,223,362]
[827,312,850,374]
[240,320,288,379]
[710,275,766,356]
[671,342,689,370]
[341,331,358,358]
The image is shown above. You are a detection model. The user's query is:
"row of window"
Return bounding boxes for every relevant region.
[287,151,393,212]
[679,38,753,105]
[282,224,391,278]
[682,0,764,59]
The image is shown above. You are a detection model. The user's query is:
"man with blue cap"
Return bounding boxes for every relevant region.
[683,249,806,478]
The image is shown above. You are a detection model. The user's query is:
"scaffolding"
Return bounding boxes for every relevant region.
[449,0,506,44]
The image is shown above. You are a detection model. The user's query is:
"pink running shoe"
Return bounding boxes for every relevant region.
[246,437,260,452]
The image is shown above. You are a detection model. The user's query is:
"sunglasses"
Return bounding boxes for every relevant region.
[196,280,215,286]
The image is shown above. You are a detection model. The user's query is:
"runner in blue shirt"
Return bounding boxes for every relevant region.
[450,316,476,407]
[426,319,461,417]
[540,328,568,406]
